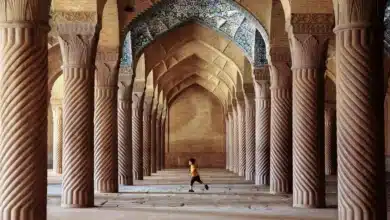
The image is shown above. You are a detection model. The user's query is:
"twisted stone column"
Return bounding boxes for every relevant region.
[118,66,133,185]
[334,2,387,218]
[290,31,328,208]
[237,98,246,177]
[227,112,234,171]
[232,103,239,174]
[156,109,162,171]
[0,2,50,217]
[52,102,63,174]
[254,68,271,185]
[94,49,119,193]
[225,116,230,170]
[324,107,335,175]
[143,97,153,176]
[151,107,157,173]
[132,92,144,180]
[58,23,99,208]
[161,115,166,169]
[245,92,256,181]
[269,63,292,194]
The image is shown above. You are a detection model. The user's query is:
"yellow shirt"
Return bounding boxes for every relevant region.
[190,164,198,177]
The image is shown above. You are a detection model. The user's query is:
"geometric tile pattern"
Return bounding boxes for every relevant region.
[124,0,268,65]
[385,0,390,55]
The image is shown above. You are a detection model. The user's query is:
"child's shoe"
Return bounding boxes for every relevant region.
[205,185,209,190]
[189,189,194,192]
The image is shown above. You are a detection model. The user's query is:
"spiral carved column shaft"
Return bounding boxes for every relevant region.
[156,111,162,171]
[94,49,119,193]
[227,113,234,171]
[245,96,255,181]
[143,99,152,176]
[59,24,99,208]
[232,106,239,174]
[94,87,118,193]
[161,117,166,169]
[335,2,386,218]
[269,62,292,194]
[292,68,325,208]
[0,5,50,217]
[254,74,271,186]
[151,108,157,173]
[226,117,231,170]
[237,100,246,176]
[52,105,63,174]
[290,33,328,208]
[132,93,144,180]
[324,108,335,175]
[118,98,133,185]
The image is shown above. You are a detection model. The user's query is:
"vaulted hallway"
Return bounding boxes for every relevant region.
[0,0,389,220]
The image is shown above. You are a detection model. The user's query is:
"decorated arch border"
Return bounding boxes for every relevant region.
[123,0,269,66]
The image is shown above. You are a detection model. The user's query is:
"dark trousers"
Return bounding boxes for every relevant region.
[190,176,203,186]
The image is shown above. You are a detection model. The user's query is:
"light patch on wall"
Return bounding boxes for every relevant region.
[167,84,225,168]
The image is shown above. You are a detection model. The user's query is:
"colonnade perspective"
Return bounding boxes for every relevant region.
[0,0,387,220]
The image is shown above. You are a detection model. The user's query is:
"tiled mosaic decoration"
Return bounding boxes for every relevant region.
[120,32,132,66]
[125,0,268,65]
[385,0,390,55]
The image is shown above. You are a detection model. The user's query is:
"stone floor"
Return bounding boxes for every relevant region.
[47,169,344,220]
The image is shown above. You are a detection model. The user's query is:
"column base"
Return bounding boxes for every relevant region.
[293,203,322,209]
[269,191,290,195]
[118,176,133,186]
[61,203,95,208]
[95,192,120,196]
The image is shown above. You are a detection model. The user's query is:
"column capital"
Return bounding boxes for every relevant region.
[143,96,153,114]
[235,94,246,107]
[132,92,145,110]
[269,63,292,89]
[57,23,100,69]
[286,14,334,69]
[95,47,119,87]
[243,83,255,98]
[288,13,334,35]
[268,46,291,64]
[253,66,270,82]
[289,34,331,69]
[118,66,134,100]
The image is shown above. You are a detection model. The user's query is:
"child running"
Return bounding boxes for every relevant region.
[188,158,209,192]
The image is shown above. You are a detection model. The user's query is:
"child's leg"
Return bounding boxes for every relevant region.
[189,177,196,191]
[196,176,209,190]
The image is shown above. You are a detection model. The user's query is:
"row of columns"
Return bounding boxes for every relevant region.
[50,89,168,199]
[0,1,386,219]
[225,2,387,218]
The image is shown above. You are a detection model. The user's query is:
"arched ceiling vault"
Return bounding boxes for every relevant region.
[156,54,235,93]
[162,70,232,99]
[167,75,228,109]
[126,0,269,66]
[162,70,231,103]
[135,22,251,84]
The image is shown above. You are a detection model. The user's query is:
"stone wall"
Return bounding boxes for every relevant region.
[167,85,225,168]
